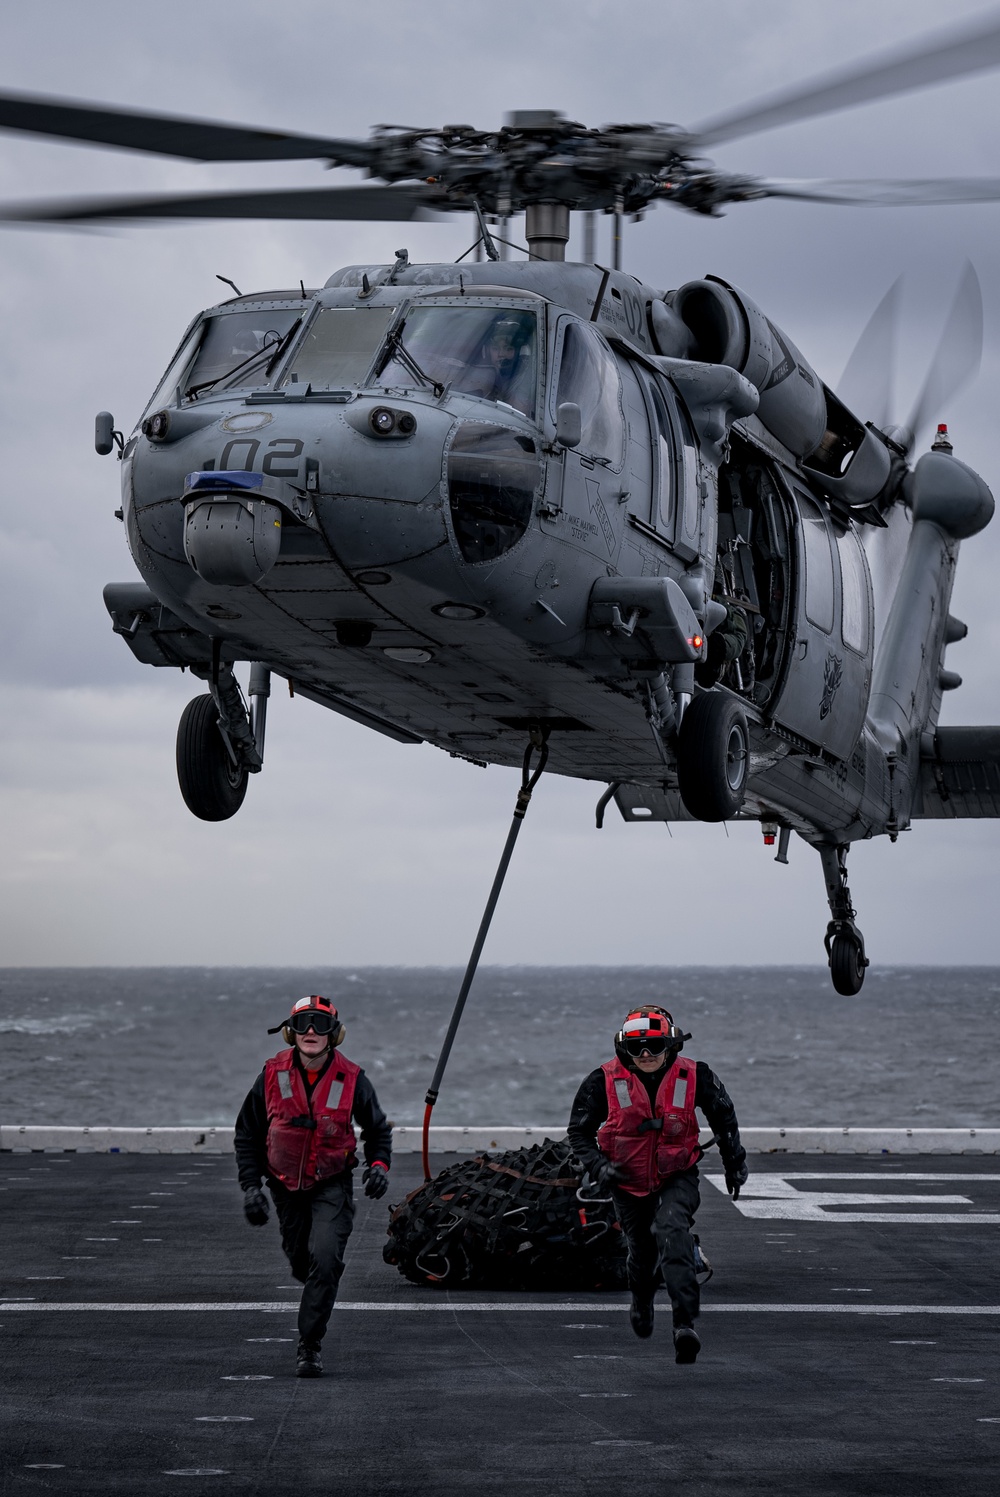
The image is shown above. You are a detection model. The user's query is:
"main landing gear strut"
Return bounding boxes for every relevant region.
[817,842,870,996]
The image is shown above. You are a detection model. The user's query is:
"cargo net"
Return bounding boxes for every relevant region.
[383,1137,626,1290]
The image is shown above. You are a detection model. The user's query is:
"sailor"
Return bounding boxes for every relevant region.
[234,995,392,1378]
[567,1006,748,1364]
[696,597,750,689]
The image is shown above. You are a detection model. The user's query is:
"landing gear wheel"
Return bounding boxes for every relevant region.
[828,927,869,996]
[676,693,749,822]
[176,693,248,821]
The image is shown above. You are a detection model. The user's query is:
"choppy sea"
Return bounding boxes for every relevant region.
[0,966,996,1130]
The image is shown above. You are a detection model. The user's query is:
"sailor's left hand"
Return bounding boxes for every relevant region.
[363,1163,390,1200]
[725,1162,749,1202]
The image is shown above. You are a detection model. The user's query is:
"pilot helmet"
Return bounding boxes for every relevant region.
[614,1006,686,1070]
[484,312,532,357]
[267,994,346,1048]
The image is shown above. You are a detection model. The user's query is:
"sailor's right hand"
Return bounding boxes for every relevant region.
[593,1159,624,1192]
[242,1185,269,1227]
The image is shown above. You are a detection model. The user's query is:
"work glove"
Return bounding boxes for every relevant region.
[592,1159,624,1192]
[363,1163,390,1200]
[725,1161,749,1202]
[242,1185,270,1226]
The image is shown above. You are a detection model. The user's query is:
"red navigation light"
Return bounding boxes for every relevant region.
[690,634,703,650]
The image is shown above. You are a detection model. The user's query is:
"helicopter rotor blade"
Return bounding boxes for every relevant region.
[0,90,375,166]
[836,276,902,431]
[688,8,1000,149]
[749,177,1000,207]
[0,183,446,226]
[904,261,983,451]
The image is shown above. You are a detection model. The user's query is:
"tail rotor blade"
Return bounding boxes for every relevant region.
[836,276,902,429]
[906,261,983,448]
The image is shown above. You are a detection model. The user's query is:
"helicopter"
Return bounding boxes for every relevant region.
[2,12,1000,997]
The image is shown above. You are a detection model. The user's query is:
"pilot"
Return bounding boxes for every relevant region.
[473,313,535,415]
[234,995,392,1378]
[567,1006,748,1364]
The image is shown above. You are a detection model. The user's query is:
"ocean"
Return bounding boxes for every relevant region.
[0,965,996,1130]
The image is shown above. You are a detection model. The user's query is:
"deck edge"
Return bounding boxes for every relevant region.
[3,1125,999,1155]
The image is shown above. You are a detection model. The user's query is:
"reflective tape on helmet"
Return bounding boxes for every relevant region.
[293,994,334,1015]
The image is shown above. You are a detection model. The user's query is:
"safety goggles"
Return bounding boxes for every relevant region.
[287,1011,335,1036]
[622,1035,668,1057]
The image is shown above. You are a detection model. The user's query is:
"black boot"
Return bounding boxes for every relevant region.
[296,1342,323,1378]
[629,1293,654,1339]
[673,1325,701,1365]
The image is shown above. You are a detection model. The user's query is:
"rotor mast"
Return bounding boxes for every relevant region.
[525,203,570,261]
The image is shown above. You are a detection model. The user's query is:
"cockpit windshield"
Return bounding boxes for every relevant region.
[182,310,302,398]
[372,306,537,418]
[280,307,396,390]
[142,308,302,416]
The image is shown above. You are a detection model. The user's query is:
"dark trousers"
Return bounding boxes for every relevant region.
[269,1175,355,1350]
[613,1168,701,1327]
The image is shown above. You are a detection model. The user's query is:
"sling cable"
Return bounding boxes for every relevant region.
[421,726,549,1181]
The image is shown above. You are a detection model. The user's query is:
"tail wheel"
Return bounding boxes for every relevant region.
[829,930,868,995]
[176,693,248,822]
[676,693,749,822]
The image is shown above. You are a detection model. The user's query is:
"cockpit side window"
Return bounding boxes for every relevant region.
[648,378,675,529]
[141,321,204,420]
[372,305,538,418]
[555,322,624,466]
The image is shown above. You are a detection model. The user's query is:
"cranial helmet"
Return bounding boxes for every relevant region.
[267,994,346,1048]
[486,311,532,352]
[613,1006,688,1070]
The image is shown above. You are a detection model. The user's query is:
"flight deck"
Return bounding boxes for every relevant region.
[2,1149,999,1495]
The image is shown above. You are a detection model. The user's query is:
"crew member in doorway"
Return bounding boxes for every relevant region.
[567,1006,748,1364]
[696,598,750,689]
[234,995,392,1378]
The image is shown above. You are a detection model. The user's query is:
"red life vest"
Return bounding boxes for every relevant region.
[263,1048,360,1191]
[596,1056,701,1196]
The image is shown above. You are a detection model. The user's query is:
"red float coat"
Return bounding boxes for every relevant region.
[596,1055,701,1196]
[263,1048,360,1191]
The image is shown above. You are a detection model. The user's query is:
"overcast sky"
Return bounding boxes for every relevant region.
[2,0,1000,968]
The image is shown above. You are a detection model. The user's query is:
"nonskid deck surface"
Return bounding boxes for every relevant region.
[2,1153,999,1496]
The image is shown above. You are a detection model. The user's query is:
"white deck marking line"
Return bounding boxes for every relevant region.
[746,1174,1000,1181]
[3,1301,1000,1314]
[705,1173,1000,1222]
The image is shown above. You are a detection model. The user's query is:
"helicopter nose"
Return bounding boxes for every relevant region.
[152,398,454,588]
[315,398,455,568]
